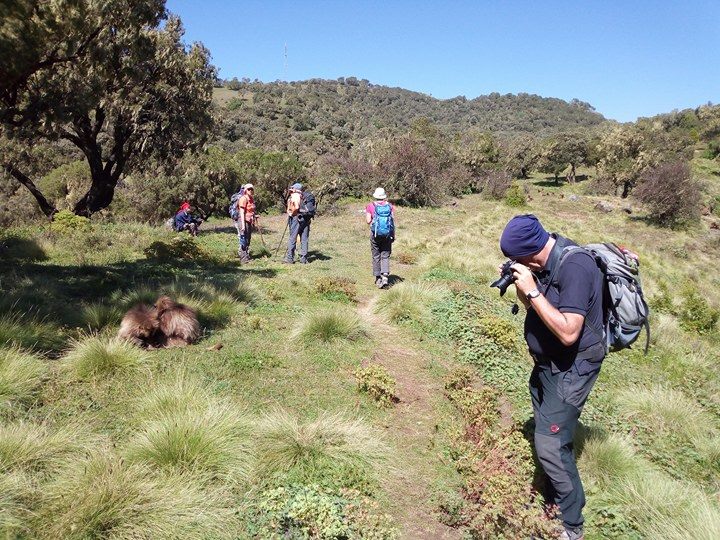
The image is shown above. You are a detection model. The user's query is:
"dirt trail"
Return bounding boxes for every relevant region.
[357,296,462,540]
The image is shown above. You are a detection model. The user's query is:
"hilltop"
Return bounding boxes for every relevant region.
[213,78,607,152]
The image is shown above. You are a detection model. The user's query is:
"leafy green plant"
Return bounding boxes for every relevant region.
[61,336,149,381]
[355,364,398,406]
[504,182,527,207]
[678,284,719,334]
[295,310,367,343]
[478,315,518,350]
[315,276,357,303]
[0,347,47,413]
[249,484,397,540]
[49,210,91,234]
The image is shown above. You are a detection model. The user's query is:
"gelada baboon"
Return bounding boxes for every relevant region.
[154,295,200,347]
[117,304,163,348]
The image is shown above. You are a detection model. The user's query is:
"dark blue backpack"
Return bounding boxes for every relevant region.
[228,188,245,221]
[372,203,394,238]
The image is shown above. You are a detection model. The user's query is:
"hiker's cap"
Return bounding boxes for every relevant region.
[179,201,191,212]
[372,187,387,200]
[291,182,303,191]
[500,214,550,258]
[244,183,254,190]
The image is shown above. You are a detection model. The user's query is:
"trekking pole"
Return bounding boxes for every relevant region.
[256,219,267,248]
[274,219,289,257]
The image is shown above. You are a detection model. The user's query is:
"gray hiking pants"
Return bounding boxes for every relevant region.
[286,216,310,261]
[370,234,393,277]
[529,355,603,530]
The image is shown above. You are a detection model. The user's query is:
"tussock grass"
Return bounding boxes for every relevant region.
[375,281,444,324]
[33,453,236,540]
[111,286,158,311]
[79,301,123,331]
[125,401,251,482]
[0,347,47,412]
[578,433,642,488]
[0,421,95,475]
[617,385,714,440]
[61,336,149,381]
[616,472,720,540]
[294,310,367,343]
[253,410,386,490]
[0,472,31,537]
[196,293,238,329]
[133,371,215,420]
[0,312,65,352]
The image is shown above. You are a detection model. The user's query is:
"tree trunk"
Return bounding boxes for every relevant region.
[73,168,118,217]
[3,163,57,217]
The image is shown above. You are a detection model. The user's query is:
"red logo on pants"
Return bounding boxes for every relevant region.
[550,424,560,434]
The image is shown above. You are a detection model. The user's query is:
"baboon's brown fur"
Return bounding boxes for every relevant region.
[154,295,200,347]
[117,304,162,348]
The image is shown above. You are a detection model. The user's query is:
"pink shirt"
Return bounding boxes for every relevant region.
[365,201,394,218]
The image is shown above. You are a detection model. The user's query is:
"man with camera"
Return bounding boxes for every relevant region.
[496,214,605,540]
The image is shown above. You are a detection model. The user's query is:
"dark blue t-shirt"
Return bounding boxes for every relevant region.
[524,241,604,366]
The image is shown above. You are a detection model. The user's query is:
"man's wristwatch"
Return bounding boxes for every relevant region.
[526,288,541,301]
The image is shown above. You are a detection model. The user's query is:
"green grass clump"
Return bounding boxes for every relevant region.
[250,484,397,540]
[295,310,367,343]
[615,472,720,540]
[678,285,719,334]
[0,472,32,537]
[355,364,398,407]
[0,347,47,413]
[62,336,149,381]
[33,454,235,540]
[79,302,124,331]
[578,433,641,488]
[133,371,215,419]
[111,286,159,311]
[0,421,94,476]
[375,281,444,324]
[0,312,66,353]
[125,402,251,482]
[253,410,386,492]
[315,276,357,303]
[196,293,237,329]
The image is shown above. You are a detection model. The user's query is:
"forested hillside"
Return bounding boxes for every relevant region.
[214,78,606,155]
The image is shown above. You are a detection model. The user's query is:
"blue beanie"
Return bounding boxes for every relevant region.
[500,214,550,258]
[291,182,303,190]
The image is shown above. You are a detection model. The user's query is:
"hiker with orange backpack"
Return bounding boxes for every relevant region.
[365,187,395,288]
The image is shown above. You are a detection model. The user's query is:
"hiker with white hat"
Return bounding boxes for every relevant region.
[365,187,396,288]
[235,183,256,264]
[283,182,312,264]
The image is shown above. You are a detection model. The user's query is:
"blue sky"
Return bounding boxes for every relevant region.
[166,0,719,122]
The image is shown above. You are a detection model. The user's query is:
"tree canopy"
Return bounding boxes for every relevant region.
[0,0,215,217]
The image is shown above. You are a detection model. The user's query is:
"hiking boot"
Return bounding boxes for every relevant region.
[282,258,294,264]
[558,526,584,540]
[299,257,308,264]
[375,277,383,289]
[381,274,389,288]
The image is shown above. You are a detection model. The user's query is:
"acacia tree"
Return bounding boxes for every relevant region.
[537,133,588,184]
[0,0,215,217]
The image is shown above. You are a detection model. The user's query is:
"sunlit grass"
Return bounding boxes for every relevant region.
[578,433,642,488]
[0,312,65,353]
[0,346,47,413]
[61,336,149,381]
[294,310,367,343]
[375,281,444,324]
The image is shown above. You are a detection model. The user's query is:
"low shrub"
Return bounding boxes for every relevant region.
[678,284,719,334]
[249,484,397,540]
[443,366,475,393]
[355,364,398,407]
[478,315,518,350]
[375,281,443,324]
[477,170,512,200]
[315,276,357,303]
[143,236,210,261]
[253,410,386,493]
[395,252,418,265]
[649,281,674,314]
[634,161,701,228]
[0,347,47,413]
[295,310,367,343]
[49,210,91,234]
[504,182,527,207]
[62,336,149,381]
[33,454,235,539]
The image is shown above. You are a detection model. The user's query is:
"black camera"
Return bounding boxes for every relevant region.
[490,260,516,296]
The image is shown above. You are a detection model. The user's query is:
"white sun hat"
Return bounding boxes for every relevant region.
[244,183,254,190]
[372,187,387,200]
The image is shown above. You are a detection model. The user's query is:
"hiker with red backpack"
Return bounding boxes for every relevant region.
[283,182,315,264]
[365,187,395,289]
[231,184,256,263]
[495,214,649,540]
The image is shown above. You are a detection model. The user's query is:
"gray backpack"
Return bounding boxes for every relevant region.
[560,243,650,353]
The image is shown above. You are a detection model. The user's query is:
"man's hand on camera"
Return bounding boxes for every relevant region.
[510,262,535,297]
